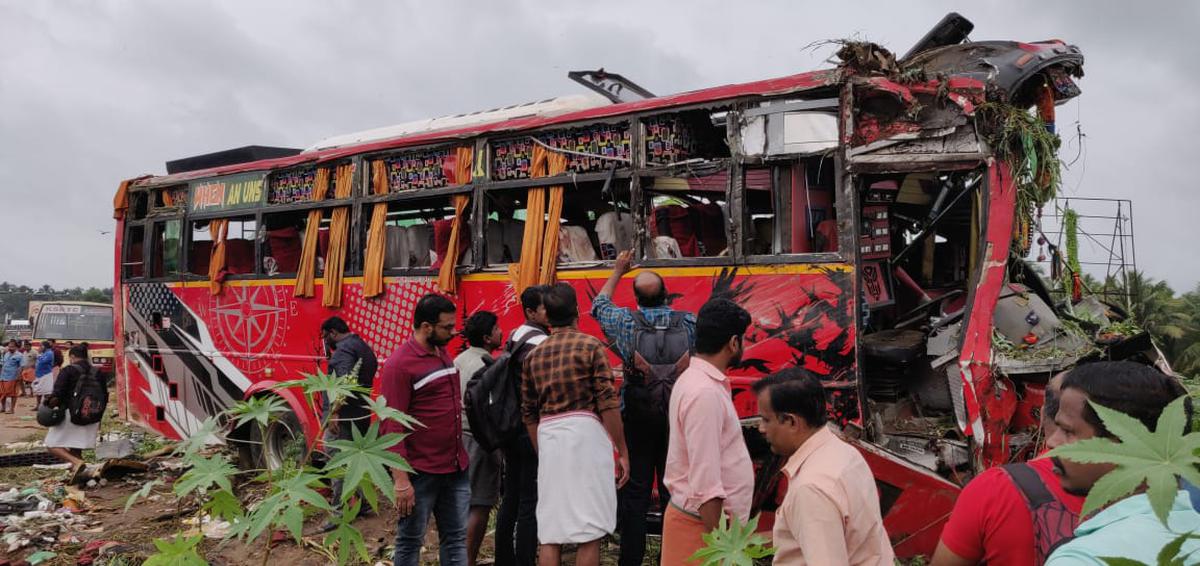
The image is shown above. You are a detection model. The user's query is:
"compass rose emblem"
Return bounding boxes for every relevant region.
[212,285,289,357]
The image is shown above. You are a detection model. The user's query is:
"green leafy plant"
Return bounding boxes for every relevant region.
[688,514,775,566]
[142,535,206,566]
[128,366,417,565]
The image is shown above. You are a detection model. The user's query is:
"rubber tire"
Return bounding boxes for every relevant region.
[263,409,306,472]
[233,422,264,470]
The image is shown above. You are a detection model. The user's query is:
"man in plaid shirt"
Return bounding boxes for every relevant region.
[591,250,696,566]
[522,283,629,566]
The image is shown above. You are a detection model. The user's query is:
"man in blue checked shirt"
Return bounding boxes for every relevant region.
[591,250,695,566]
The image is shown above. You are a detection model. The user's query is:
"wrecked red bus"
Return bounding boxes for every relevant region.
[113,14,1152,557]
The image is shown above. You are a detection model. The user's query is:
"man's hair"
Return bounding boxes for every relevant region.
[634,272,668,308]
[695,299,751,355]
[464,311,499,348]
[752,367,828,428]
[542,283,579,327]
[5,340,15,347]
[521,285,548,314]
[1061,361,1192,438]
[413,294,456,329]
[68,343,89,361]
[320,316,350,334]
[41,341,51,350]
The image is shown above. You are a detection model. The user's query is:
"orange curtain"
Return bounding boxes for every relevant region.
[437,147,474,294]
[538,153,567,285]
[508,145,567,293]
[322,163,356,308]
[362,160,390,298]
[162,189,175,207]
[294,167,332,298]
[208,219,229,296]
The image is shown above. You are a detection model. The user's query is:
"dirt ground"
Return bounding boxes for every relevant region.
[0,396,660,565]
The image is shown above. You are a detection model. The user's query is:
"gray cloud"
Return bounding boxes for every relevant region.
[1,0,1196,291]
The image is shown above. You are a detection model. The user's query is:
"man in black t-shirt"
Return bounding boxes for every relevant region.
[320,316,379,528]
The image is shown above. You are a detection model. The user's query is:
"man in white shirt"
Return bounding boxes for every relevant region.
[453,310,503,566]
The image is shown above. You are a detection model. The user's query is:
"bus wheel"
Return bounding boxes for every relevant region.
[263,409,307,471]
[232,421,264,470]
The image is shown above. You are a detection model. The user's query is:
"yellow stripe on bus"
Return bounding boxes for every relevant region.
[163,263,850,289]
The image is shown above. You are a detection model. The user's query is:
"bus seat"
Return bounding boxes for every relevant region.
[225,240,255,274]
[750,217,774,255]
[267,227,302,273]
[692,202,727,256]
[432,218,470,269]
[486,219,525,264]
[814,219,838,252]
[317,228,330,260]
[385,225,409,268]
[558,225,597,263]
[190,241,213,275]
[595,211,633,260]
[128,240,145,278]
[654,205,698,256]
[406,225,432,267]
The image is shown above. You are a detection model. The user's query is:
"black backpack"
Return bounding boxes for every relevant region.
[464,328,545,452]
[623,311,691,418]
[68,365,108,426]
[1002,463,1079,566]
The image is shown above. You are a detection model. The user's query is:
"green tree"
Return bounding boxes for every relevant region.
[1126,272,1190,343]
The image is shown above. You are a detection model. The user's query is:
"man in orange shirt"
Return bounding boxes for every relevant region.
[755,368,894,565]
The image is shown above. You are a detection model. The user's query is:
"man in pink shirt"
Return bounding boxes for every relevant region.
[660,299,755,564]
[755,368,894,566]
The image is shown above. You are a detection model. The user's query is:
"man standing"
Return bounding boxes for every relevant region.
[1045,362,1200,565]
[19,341,35,397]
[933,372,1083,566]
[660,299,755,564]
[381,294,469,566]
[755,368,894,566]
[33,341,56,406]
[523,283,629,566]
[0,340,21,414]
[319,316,379,528]
[495,286,550,566]
[591,250,694,566]
[454,310,504,566]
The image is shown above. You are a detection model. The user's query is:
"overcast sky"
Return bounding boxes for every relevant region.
[1,1,1196,292]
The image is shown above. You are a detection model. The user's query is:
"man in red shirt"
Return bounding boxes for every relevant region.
[933,372,1083,566]
[381,294,470,566]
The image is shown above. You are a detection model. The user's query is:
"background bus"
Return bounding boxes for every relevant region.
[32,301,116,374]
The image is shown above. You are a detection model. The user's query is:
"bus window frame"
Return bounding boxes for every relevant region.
[122,219,149,281]
[180,213,261,281]
[147,217,184,280]
[362,183,476,278]
[476,117,638,272]
[735,156,849,266]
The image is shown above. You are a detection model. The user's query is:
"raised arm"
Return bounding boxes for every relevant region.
[597,249,634,299]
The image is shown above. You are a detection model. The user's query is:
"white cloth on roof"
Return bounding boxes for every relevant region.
[536,411,617,544]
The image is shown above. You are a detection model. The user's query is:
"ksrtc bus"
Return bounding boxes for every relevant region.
[32,301,115,373]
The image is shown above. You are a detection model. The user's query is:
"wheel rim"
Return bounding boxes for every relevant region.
[263,415,305,471]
